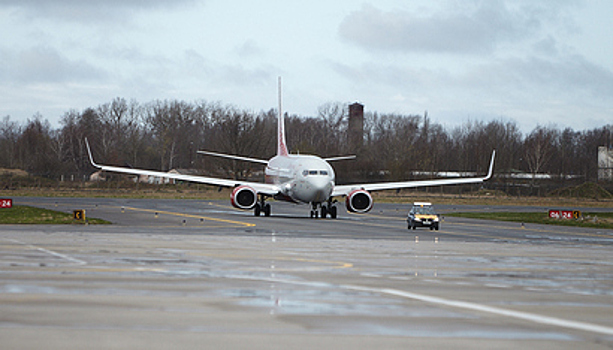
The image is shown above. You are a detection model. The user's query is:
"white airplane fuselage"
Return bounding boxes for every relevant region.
[265,154,335,204]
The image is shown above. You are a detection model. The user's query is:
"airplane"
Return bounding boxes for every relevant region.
[86,78,495,219]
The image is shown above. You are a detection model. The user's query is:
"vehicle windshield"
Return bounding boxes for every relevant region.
[413,206,435,215]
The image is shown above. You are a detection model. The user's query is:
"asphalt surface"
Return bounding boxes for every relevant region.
[1,196,613,349]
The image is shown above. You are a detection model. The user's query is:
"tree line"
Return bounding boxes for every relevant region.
[1,97,612,193]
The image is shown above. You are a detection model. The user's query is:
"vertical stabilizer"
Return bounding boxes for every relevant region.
[277,76,289,156]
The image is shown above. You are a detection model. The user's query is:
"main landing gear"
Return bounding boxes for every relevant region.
[310,201,338,219]
[254,195,271,217]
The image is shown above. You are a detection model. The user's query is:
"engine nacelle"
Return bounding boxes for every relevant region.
[345,189,373,213]
[231,185,258,210]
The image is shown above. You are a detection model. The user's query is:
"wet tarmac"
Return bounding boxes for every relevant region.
[1,197,613,349]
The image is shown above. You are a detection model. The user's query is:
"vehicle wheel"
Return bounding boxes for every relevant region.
[435,224,439,231]
[254,204,261,216]
[321,205,328,218]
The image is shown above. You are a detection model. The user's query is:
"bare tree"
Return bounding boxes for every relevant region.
[524,125,559,188]
[0,116,22,169]
[145,100,198,171]
[204,106,273,179]
[364,113,421,181]
[317,102,347,156]
[59,108,103,175]
[16,115,57,176]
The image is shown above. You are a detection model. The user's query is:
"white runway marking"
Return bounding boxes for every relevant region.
[373,287,613,336]
[237,274,613,336]
[4,238,87,266]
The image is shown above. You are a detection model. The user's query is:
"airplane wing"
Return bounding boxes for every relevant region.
[332,150,495,197]
[86,139,279,196]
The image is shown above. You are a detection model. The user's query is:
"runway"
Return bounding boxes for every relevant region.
[1,197,613,349]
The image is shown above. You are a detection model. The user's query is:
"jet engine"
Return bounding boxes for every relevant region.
[231,185,257,210]
[345,189,373,213]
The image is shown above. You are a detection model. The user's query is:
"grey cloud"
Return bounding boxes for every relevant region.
[181,49,273,87]
[0,46,107,84]
[482,55,613,100]
[338,2,545,54]
[329,48,613,119]
[0,0,197,23]
[235,39,265,58]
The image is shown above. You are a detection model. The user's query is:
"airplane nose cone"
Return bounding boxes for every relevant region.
[310,178,333,202]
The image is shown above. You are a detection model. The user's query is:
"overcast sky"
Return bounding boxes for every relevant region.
[1,0,612,132]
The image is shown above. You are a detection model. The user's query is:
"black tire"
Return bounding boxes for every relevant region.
[264,203,271,217]
[254,204,261,216]
[330,206,337,219]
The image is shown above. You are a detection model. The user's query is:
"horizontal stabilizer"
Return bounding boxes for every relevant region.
[324,155,357,162]
[197,150,269,164]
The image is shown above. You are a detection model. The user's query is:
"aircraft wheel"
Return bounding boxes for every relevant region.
[264,203,271,217]
[254,204,261,216]
[329,206,337,219]
[321,205,328,218]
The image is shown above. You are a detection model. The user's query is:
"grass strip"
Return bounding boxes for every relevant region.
[0,205,110,225]
[446,211,613,230]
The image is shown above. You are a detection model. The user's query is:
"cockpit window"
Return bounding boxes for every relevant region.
[303,170,329,176]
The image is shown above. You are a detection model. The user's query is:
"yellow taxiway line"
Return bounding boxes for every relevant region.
[121,206,256,227]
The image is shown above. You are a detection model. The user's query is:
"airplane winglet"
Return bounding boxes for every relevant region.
[84,137,100,169]
[483,150,496,181]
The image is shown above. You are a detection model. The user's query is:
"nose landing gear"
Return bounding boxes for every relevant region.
[310,200,338,219]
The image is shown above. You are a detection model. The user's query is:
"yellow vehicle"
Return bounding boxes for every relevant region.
[407,202,440,230]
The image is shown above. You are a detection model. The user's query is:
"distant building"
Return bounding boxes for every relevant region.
[598,146,613,181]
[138,169,183,184]
[89,171,106,182]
